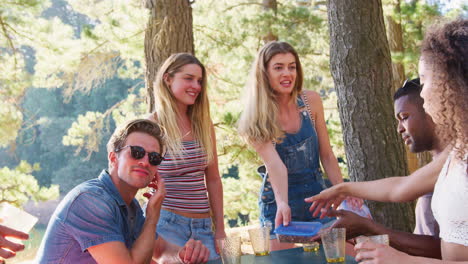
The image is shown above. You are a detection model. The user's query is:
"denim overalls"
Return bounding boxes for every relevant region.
[259,95,332,235]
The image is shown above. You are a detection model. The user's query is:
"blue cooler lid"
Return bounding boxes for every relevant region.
[274,221,323,237]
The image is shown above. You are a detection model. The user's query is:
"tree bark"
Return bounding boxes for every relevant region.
[262,0,278,43]
[144,0,194,113]
[327,0,414,232]
[386,1,405,94]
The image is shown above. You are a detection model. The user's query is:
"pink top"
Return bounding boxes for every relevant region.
[158,140,210,214]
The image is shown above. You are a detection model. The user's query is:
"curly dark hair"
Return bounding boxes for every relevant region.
[420,19,468,161]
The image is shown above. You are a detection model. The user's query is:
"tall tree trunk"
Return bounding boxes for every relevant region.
[327,0,414,232]
[385,0,432,173]
[386,0,405,93]
[262,0,278,43]
[144,0,194,113]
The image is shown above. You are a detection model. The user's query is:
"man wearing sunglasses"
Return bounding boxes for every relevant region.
[36,119,210,263]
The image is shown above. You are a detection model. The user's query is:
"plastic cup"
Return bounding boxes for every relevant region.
[320,228,346,263]
[217,236,242,264]
[248,226,270,256]
[355,234,389,246]
[302,241,320,252]
[355,234,389,259]
[0,202,38,242]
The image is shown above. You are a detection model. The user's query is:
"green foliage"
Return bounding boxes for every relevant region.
[1,0,465,229]
[0,104,22,147]
[0,51,30,147]
[222,177,260,222]
[63,112,105,154]
[0,161,59,207]
[2,74,134,193]
[384,0,441,77]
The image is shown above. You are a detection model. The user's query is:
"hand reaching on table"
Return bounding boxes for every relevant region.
[320,209,374,241]
[305,183,348,218]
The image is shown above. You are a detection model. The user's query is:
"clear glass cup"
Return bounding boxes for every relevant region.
[217,236,242,264]
[320,228,346,263]
[248,226,270,256]
[302,241,320,252]
[355,234,389,246]
[355,234,390,259]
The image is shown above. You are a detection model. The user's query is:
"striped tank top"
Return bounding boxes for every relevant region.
[158,140,210,214]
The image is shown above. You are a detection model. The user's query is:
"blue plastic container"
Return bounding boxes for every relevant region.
[274,221,323,243]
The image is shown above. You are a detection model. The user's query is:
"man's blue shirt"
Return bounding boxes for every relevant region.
[35,170,147,263]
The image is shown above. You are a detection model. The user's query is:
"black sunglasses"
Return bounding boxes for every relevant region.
[115,145,164,166]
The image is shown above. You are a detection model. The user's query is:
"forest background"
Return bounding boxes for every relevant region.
[0,0,466,262]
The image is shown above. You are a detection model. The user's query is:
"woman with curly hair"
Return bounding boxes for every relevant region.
[306,19,467,262]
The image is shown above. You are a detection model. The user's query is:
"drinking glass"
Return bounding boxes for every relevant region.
[320,228,346,263]
[355,234,390,259]
[248,226,270,256]
[217,236,242,264]
[302,241,320,252]
[355,234,389,246]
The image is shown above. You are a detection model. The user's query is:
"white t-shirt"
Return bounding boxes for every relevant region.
[414,192,439,237]
[431,153,468,246]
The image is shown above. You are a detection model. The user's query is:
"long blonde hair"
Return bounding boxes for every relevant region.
[238,41,304,145]
[152,53,213,162]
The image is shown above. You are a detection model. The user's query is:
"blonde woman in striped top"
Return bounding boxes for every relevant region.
[148,53,225,261]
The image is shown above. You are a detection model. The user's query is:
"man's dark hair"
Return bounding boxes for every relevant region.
[393,78,424,107]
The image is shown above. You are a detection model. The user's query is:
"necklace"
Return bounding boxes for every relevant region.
[182,130,192,138]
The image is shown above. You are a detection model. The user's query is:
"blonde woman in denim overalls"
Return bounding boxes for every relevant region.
[238,41,362,250]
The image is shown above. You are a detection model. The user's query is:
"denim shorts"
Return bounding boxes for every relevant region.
[157,209,219,260]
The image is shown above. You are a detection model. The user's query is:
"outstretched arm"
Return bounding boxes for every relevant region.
[306,149,448,217]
